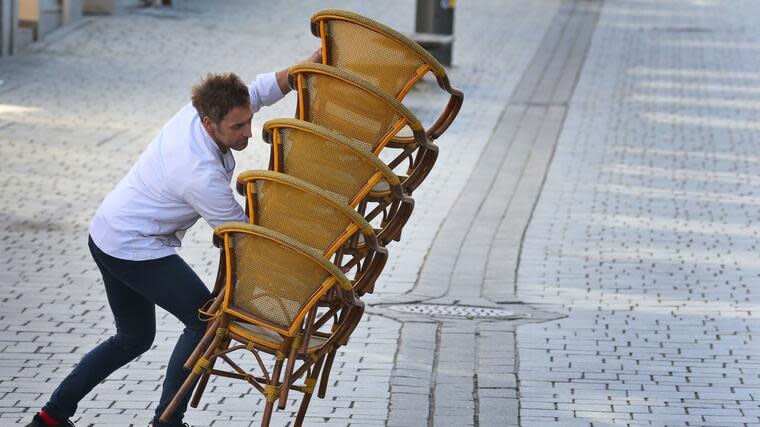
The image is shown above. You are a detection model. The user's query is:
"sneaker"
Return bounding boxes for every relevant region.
[25,414,75,427]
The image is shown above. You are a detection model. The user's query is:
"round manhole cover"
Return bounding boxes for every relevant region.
[385,304,525,319]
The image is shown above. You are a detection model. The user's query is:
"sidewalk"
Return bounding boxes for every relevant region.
[1,0,759,426]
[517,1,760,425]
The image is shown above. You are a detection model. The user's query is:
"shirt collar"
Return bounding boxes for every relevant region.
[197,115,236,173]
[198,117,223,156]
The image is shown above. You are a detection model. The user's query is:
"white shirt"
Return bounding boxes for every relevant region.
[89,72,284,260]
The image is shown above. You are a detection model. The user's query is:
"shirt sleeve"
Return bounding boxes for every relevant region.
[179,170,248,229]
[249,72,286,113]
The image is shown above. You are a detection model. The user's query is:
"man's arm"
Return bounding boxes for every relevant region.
[275,68,291,96]
[180,171,247,229]
[275,49,323,95]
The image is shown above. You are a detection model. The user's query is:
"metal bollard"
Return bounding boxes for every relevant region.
[414,0,455,66]
[0,0,19,56]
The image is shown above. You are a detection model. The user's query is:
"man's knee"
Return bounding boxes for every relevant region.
[183,314,207,336]
[181,292,212,331]
[113,327,156,355]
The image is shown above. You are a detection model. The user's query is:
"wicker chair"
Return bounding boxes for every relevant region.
[181,172,384,423]
[288,62,438,195]
[260,118,415,248]
[160,223,363,427]
[310,9,464,142]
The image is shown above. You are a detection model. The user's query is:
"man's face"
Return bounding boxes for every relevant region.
[207,105,253,152]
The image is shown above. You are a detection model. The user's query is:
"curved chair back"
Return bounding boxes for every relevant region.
[217,223,352,335]
[311,9,463,141]
[289,62,423,151]
[262,118,414,244]
[288,63,438,194]
[237,170,369,256]
[236,170,388,294]
[264,118,398,206]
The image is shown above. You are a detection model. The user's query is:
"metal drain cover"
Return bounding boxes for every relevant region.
[385,304,525,319]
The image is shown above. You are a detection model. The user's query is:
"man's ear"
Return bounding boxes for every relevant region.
[201,116,215,134]
[201,116,214,130]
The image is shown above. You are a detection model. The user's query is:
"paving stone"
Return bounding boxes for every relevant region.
[516,0,760,425]
[5,0,758,426]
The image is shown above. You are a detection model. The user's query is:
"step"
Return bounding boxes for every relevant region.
[14,25,36,52]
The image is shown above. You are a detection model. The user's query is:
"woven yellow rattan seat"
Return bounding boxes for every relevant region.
[161,223,364,427]
[228,321,328,352]
[311,9,464,142]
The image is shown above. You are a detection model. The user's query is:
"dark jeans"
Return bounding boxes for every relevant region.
[43,236,211,426]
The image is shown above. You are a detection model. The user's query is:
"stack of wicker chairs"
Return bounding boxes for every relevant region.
[160,9,462,427]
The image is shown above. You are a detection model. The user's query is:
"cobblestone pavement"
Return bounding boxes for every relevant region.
[0,0,559,425]
[517,1,760,426]
[3,0,759,426]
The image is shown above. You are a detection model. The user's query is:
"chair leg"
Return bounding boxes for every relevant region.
[160,332,224,422]
[189,367,211,409]
[318,348,338,398]
[294,356,325,427]
[260,349,286,427]
[278,337,300,410]
[260,403,273,427]
[190,336,230,408]
[184,317,220,370]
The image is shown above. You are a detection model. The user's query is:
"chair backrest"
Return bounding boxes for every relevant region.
[215,222,353,336]
[262,118,402,206]
[236,170,374,257]
[311,9,464,141]
[288,62,427,154]
[261,118,415,246]
[288,63,439,193]
[236,170,389,295]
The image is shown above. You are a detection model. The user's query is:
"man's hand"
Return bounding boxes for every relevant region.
[276,48,324,95]
[303,48,323,64]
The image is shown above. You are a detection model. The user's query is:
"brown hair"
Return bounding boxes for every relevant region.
[191,73,250,124]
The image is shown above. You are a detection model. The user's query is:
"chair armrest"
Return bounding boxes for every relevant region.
[236,179,247,196]
[428,76,464,140]
[352,243,388,296]
[376,191,415,245]
[260,125,274,144]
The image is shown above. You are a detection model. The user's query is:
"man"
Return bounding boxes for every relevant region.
[26,50,321,427]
